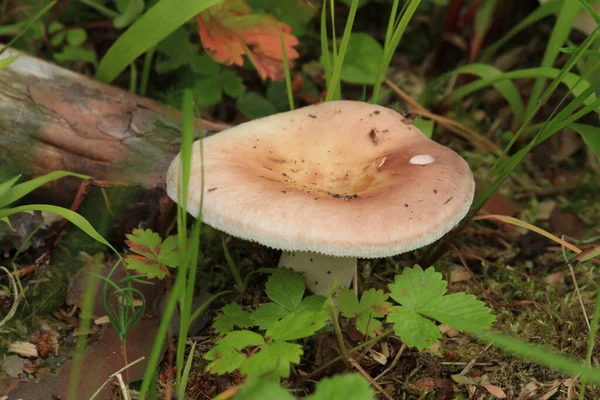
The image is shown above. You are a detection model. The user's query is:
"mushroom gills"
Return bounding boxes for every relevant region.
[278,251,356,297]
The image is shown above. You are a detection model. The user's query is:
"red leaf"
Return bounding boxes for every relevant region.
[197,0,299,81]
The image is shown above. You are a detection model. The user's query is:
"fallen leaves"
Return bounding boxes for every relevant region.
[196,0,299,81]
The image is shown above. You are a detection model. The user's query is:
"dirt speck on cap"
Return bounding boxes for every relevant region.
[369,129,378,144]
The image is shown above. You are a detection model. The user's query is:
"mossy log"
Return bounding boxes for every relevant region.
[0,47,228,207]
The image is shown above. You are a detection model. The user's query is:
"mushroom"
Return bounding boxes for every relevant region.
[166,101,474,296]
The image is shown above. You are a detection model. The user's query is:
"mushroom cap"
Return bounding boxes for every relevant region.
[166,101,474,258]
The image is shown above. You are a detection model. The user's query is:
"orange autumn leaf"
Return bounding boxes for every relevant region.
[196,0,299,81]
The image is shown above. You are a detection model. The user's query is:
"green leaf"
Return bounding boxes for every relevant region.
[386,266,495,346]
[213,303,253,335]
[420,292,496,333]
[194,77,223,107]
[252,270,325,330]
[339,33,383,84]
[246,0,316,36]
[251,303,289,330]
[221,70,246,98]
[413,118,435,138]
[241,342,302,379]
[66,29,87,46]
[234,379,295,400]
[154,27,198,74]
[266,81,291,112]
[266,310,329,342]
[126,228,161,258]
[190,53,221,76]
[205,330,264,374]
[306,374,376,400]
[338,288,390,336]
[54,46,97,63]
[388,266,446,309]
[298,295,327,312]
[387,306,440,350]
[338,289,361,318]
[158,235,179,268]
[96,0,224,82]
[265,268,306,312]
[571,123,600,163]
[0,55,18,70]
[114,0,145,28]
[237,92,277,120]
[124,257,168,279]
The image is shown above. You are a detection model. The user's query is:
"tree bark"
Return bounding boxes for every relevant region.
[0,46,229,207]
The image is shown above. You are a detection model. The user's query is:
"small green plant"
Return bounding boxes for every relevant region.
[124,228,179,279]
[234,373,376,400]
[206,269,328,379]
[338,288,391,337]
[48,22,96,64]
[204,266,495,380]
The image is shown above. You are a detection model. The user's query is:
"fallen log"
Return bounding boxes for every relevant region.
[0,47,228,207]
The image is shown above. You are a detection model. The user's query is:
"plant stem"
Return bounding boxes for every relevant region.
[77,0,119,19]
[579,289,600,400]
[307,327,395,379]
[329,298,349,363]
[140,46,155,96]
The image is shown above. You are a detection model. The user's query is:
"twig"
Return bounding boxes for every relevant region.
[0,266,20,329]
[116,373,131,400]
[561,243,591,334]
[459,342,493,376]
[374,342,406,382]
[349,358,393,400]
[89,356,145,400]
[307,328,395,379]
[384,79,500,152]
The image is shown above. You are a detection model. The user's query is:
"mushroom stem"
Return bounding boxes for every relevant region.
[278,251,357,297]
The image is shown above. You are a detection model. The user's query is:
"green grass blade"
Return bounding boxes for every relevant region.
[96,0,224,83]
[0,171,90,209]
[372,0,421,103]
[475,331,600,385]
[0,205,115,253]
[279,27,294,111]
[580,290,600,399]
[571,123,600,163]
[320,1,332,90]
[481,0,564,61]
[0,55,19,71]
[0,0,57,57]
[177,341,197,397]
[524,0,580,116]
[67,255,106,400]
[0,175,21,199]
[444,68,597,111]
[577,0,600,25]
[434,64,525,124]
[221,235,245,291]
[140,46,156,96]
[140,89,196,397]
[325,0,360,102]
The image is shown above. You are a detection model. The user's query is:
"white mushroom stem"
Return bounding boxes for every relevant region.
[277,251,357,297]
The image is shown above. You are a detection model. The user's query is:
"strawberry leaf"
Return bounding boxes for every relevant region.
[338,288,390,337]
[214,303,254,335]
[196,0,299,81]
[124,229,179,279]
